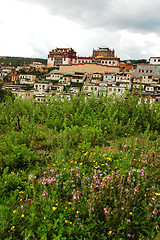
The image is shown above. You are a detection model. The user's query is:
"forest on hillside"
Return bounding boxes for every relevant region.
[0,56,47,66]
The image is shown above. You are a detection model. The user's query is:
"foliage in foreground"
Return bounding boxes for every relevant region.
[0,92,160,239]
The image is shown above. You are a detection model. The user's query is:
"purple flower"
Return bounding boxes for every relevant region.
[152,150,155,155]
[76,173,80,178]
[104,207,110,215]
[153,209,158,215]
[42,191,48,196]
[141,171,145,177]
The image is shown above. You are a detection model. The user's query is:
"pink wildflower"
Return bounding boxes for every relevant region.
[153,209,158,215]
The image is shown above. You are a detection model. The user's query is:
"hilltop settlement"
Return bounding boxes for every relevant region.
[1,46,160,103]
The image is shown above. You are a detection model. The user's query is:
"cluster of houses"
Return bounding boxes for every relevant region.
[1,46,160,104]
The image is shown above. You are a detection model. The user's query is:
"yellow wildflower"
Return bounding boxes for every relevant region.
[21,214,24,218]
[76,211,80,214]
[129,212,133,215]
[52,207,57,211]
[13,210,16,214]
[10,226,15,231]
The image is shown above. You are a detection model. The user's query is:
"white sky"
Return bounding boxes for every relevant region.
[1,0,160,60]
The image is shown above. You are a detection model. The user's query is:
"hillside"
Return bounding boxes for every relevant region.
[0,56,47,66]
[0,93,160,239]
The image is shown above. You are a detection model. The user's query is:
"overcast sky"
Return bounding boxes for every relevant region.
[1,0,160,60]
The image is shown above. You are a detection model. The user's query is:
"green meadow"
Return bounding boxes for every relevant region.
[0,92,159,239]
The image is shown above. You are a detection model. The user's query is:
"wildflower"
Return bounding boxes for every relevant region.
[152,150,155,155]
[13,210,16,214]
[65,220,68,223]
[52,207,57,211]
[153,209,158,215]
[20,199,22,201]
[44,217,46,219]
[21,214,24,218]
[55,203,58,206]
[10,226,15,231]
[42,191,48,196]
[129,212,133,215]
[68,202,72,205]
[70,222,72,224]
[104,207,110,215]
[155,193,160,196]
[76,211,80,214]
[20,205,23,209]
[108,231,112,234]
[76,173,80,178]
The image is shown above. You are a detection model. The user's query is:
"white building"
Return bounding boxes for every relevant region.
[71,72,87,83]
[19,74,37,84]
[34,81,52,91]
[103,73,116,82]
[149,57,160,65]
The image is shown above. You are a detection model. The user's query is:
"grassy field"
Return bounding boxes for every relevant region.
[0,92,160,239]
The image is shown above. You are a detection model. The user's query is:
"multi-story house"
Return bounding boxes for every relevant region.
[132,64,160,78]
[19,74,37,85]
[103,73,116,82]
[46,70,64,81]
[59,75,72,85]
[49,84,64,94]
[71,72,87,83]
[91,73,103,83]
[149,57,160,65]
[83,83,100,97]
[34,81,52,91]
